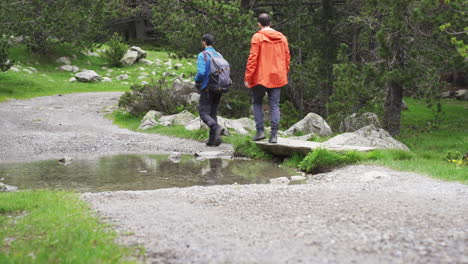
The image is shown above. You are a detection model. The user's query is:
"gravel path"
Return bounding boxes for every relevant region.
[1,93,467,263]
[84,165,467,264]
[0,92,232,163]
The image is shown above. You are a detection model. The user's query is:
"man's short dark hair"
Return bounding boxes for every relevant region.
[258,13,271,27]
[202,34,215,46]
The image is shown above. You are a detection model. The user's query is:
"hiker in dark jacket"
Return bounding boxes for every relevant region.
[195,33,223,146]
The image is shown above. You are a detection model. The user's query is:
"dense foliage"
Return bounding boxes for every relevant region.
[0,0,121,54]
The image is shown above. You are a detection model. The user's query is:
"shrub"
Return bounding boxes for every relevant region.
[0,39,13,72]
[299,148,361,173]
[102,33,128,67]
[231,136,272,160]
[218,91,251,119]
[280,100,300,130]
[118,79,192,116]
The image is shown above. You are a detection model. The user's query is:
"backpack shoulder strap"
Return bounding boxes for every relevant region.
[205,51,223,58]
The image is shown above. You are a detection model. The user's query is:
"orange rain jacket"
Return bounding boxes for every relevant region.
[244,29,291,89]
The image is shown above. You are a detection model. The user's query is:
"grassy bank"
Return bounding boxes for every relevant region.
[368,98,467,182]
[0,44,196,102]
[0,190,134,263]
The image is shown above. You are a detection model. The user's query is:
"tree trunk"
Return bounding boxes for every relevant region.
[383,33,404,136]
[318,0,336,118]
[383,80,403,136]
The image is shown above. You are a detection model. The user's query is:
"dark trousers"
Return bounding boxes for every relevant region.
[252,85,281,132]
[198,89,222,133]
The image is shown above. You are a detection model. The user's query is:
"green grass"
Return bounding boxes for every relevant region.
[0,44,197,102]
[0,190,134,263]
[366,98,467,182]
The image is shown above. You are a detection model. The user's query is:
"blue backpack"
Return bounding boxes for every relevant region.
[203,51,231,93]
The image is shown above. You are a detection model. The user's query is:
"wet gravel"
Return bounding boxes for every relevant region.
[0,92,232,163]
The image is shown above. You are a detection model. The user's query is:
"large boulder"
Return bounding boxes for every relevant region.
[75,70,102,82]
[129,46,147,60]
[159,110,196,127]
[285,113,332,137]
[440,91,454,98]
[339,112,381,132]
[455,89,468,101]
[322,125,409,151]
[121,50,139,66]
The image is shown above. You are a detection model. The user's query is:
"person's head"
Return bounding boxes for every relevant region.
[201,33,214,48]
[258,13,271,29]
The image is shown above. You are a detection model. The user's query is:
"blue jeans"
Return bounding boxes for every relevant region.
[252,85,281,132]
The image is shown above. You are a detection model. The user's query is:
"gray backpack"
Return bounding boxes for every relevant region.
[203,51,231,93]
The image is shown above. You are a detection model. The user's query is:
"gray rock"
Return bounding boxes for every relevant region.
[185,117,209,131]
[116,74,129,80]
[75,70,102,82]
[169,152,182,163]
[285,113,332,137]
[59,65,80,72]
[234,117,256,132]
[58,156,72,165]
[56,56,72,65]
[102,77,112,83]
[0,183,18,192]
[340,112,381,132]
[187,92,200,105]
[141,81,149,86]
[69,77,77,83]
[159,110,196,127]
[129,46,147,60]
[290,175,307,184]
[138,76,147,80]
[139,118,158,130]
[139,110,163,130]
[23,69,33,74]
[121,50,139,66]
[172,82,196,94]
[195,151,226,160]
[9,66,21,72]
[323,125,409,151]
[455,89,468,100]
[139,58,153,65]
[270,177,290,185]
[401,100,408,110]
[143,110,163,121]
[441,91,453,98]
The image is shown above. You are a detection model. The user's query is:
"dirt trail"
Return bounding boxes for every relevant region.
[0,92,232,163]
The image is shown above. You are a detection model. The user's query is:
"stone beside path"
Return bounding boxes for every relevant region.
[256,137,376,156]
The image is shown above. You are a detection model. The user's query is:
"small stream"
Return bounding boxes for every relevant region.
[0,154,296,192]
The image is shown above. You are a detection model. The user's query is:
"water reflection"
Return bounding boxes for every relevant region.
[0,154,295,192]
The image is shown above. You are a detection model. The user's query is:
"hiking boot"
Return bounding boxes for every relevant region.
[213,126,223,146]
[253,130,266,141]
[269,131,278,144]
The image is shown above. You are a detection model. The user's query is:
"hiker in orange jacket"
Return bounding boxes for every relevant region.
[244,13,290,144]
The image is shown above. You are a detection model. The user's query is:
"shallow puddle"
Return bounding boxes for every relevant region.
[0,154,296,192]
